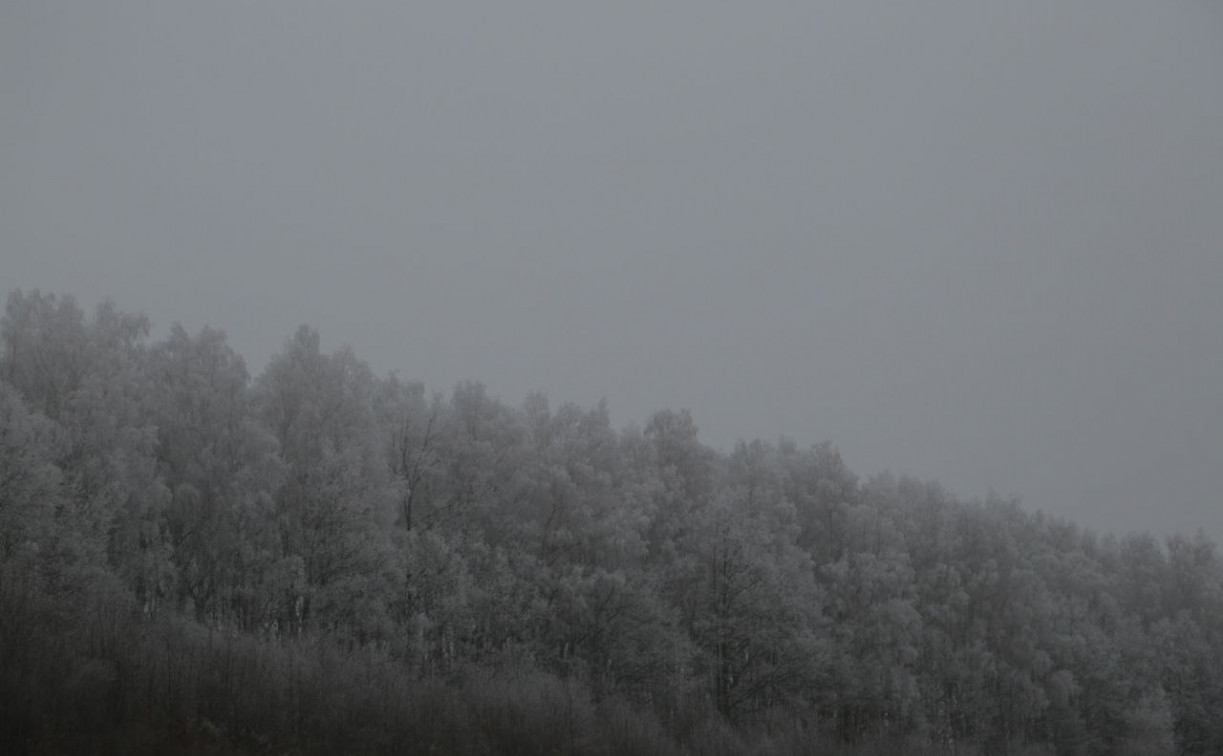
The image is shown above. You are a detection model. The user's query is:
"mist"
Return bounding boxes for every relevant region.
[4,4,1221,538]
[5,4,1223,754]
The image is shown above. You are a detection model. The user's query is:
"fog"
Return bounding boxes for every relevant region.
[4,0,1221,539]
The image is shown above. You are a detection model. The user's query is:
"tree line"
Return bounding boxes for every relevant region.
[1,289,1220,755]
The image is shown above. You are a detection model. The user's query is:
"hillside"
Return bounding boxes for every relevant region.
[2,289,1220,755]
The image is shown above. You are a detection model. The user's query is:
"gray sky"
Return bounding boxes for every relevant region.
[3,1,1221,540]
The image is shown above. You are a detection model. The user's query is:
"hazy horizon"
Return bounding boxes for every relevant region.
[4,1,1221,541]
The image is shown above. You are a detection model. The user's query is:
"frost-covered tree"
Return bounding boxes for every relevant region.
[254,326,396,638]
[146,323,284,626]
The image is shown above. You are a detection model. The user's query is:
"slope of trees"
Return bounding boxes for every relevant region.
[1,289,1221,755]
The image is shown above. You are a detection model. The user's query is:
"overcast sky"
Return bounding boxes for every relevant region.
[3,1,1221,540]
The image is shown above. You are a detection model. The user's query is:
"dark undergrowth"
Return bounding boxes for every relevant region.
[0,565,1057,756]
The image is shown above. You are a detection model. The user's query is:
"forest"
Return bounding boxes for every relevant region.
[1,288,1220,756]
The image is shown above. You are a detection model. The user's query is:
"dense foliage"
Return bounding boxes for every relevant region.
[1,290,1220,755]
